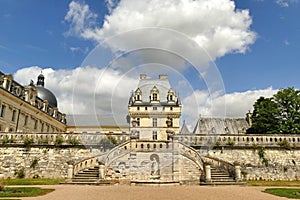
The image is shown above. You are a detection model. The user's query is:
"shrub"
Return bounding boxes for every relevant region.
[24,137,34,148]
[2,137,15,145]
[226,140,235,146]
[215,141,221,147]
[278,140,291,150]
[68,137,80,145]
[258,147,269,167]
[15,168,25,179]
[54,136,64,146]
[107,136,118,145]
[30,158,39,169]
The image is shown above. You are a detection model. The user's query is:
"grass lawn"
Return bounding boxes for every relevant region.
[264,188,300,199]
[0,187,54,197]
[3,178,64,185]
[247,180,300,187]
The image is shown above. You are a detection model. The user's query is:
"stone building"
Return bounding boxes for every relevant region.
[0,71,66,133]
[128,74,181,140]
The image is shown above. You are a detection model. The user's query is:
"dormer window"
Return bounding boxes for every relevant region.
[135,88,142,102]
[151,86,159,102]
[167,88,175,102]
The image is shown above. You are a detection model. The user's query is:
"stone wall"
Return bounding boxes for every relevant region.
[205,147,300,180]
[0,146,101,178]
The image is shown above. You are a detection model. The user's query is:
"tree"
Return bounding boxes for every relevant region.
[251,97,280,134]
[274,87,300,134]
[251,87,300,134]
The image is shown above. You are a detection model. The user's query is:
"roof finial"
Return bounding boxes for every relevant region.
[37,71,45,87]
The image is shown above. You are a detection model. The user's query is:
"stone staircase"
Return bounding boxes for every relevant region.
[72,166,99,184]
[201,167,246,186]
[65,166,117,185]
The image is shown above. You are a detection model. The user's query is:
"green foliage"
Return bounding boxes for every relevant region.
[0,187,54,197]
[67,137,80,145]
[277,140,291,150]
[30,158,38,169]
[54,136,64,146]
[107,136,118,145]
[264,188,300,199]
[258,147,269,166]
[215,141,221,147]
[23,137,34,148]
[15,168,25,179]
[2,136,15,144]
[38,138,49,145]
[99,136,118,150]
[3,178,64,185]
[251,87,300,134]
[226,140,235,146]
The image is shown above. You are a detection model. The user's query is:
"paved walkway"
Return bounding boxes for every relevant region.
[18,185,298,200]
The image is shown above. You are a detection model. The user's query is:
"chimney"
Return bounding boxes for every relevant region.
[159,74,168,79]
[140,74,147,80]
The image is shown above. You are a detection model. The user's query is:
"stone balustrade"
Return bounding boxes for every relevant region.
[176,134,300,147]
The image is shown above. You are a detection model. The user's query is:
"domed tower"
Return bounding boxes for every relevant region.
[36,72,58,108]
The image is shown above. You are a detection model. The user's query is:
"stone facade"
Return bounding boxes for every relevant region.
[128,74,181,141]
[0,146,100,178]
[206,148,300,180]
[0,71,66,133]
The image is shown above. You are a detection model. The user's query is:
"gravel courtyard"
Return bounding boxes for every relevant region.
[21,185,294,200]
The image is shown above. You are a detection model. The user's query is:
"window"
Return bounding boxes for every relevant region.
[137,107,140,110]
[153,93,158,101]
[170,107,173,111]
[153,118,157,127]
[145,107,147,110]
[34,119,38,130]
[169,95,173,101]
[11,110,16,122]
[137,118,140,126]
[41,123,44,132]
[0,125,2,131]
[0,105,6,118]
[136,95,140,101]
[153,131,157,140]
[153,107,157,111]
[47,125,49,132]
[24,116,28,126]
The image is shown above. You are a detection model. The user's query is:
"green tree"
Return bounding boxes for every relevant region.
[251,97,280,134]
[274,87,300,134]
[251,87,300,134]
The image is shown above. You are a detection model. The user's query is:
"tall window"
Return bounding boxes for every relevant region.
[169,95,173,101]
[11,110,16,122]
[153,131,157,140]
[153,118,157,127]
[153,93,158,101]
[24,116,28,126]
[41,123,44,132]
[34,119,38,130]
[0,105,6,118]
[137,118,140,126]
[153,107,157,111]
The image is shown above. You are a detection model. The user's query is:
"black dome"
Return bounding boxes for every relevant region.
[36,85,58,108]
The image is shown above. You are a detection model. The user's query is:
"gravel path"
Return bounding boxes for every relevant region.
[21,185,295,200]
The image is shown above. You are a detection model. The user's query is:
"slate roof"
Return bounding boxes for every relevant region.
[138,76,171,103]
[193,117,250,134]
[66,114,130,127]
[179,120,191,134]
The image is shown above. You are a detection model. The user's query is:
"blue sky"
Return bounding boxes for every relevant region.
[1,0,300,125]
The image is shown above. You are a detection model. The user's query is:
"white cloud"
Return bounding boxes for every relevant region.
[14,66,278,129]
[275,0,289,7]
[13,66,138,117]
[283,39,290,45]
[182,87,277,128]
[64,1,98,37]
[65,0,256,63]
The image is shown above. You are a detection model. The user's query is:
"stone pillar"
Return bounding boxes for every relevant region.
[67,164,73,182]
[235,165,241,181]
[99,164,105,179]
[205,164,211,182]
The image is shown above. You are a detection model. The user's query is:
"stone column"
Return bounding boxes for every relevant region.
[99,164,105,179]
[205,164,211,182]
[67,164,73,182]
[235,165,241,182]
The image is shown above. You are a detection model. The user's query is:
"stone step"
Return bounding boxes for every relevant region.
[201,181,246,186]
[72,179,99,182]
